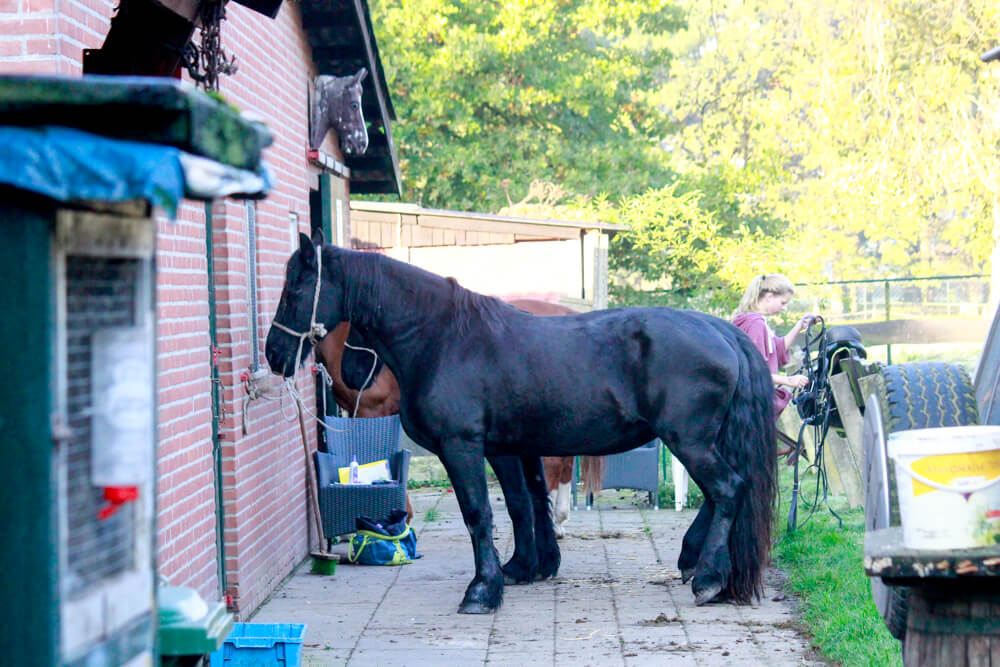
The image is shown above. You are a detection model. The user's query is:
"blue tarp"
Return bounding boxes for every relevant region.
[0,126,270,216]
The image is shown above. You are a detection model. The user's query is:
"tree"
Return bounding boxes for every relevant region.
[658,0,1000,288]
[368,0,682,211]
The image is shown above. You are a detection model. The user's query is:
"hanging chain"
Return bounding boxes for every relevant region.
[182,0,238,91]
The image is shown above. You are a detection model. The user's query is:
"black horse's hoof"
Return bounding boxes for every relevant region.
[460,580,502,613]
[693,582,726,606]
[458,600,496,614]
[680,567,695,584]
[502,559,536,585]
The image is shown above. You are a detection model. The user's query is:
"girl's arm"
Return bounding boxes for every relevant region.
[784,314,816,350]
[773,372,809,390]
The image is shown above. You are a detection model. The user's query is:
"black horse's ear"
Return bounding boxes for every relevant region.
[353,67,368,85]
[311,227,325,247]
[298,232,314,264]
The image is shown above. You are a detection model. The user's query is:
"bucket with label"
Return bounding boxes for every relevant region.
[888,425,1000,550]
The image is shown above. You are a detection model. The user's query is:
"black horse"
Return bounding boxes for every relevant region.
[266,233,777,614]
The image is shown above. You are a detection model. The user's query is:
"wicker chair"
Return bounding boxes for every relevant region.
[314,415,410,548]
[573,439,661,510]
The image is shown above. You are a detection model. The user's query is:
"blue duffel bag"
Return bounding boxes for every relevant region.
[348,510,420,565]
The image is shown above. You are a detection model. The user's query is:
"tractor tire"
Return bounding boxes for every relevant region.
[865,362,979,642]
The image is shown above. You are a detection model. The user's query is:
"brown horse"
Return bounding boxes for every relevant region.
[316,298,605,536]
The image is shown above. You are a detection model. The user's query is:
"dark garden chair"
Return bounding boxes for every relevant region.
[314,415,410,548]
[573,439,661,510]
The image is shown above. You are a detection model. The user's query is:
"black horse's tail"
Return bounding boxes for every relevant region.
[718,328,777,603]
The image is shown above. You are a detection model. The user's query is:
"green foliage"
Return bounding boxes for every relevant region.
[408,478,452,490]
[657,0,1000,287]
[367,0,1000,304]
[369,0,681,210]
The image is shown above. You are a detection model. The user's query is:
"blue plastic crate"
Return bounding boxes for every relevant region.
[210,623,307,667]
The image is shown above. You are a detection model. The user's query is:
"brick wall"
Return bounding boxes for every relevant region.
[0,0,103,74]
[174,2,322,617]
[2,0,334,618]
[156,207,221,601]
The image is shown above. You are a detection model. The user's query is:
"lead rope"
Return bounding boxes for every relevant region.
[343,340,379,420]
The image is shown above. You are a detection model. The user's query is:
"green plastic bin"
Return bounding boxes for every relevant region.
[210,623,307,667]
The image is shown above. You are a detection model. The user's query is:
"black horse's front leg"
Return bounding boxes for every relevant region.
[488,455,537,584]
[440,444,504,614]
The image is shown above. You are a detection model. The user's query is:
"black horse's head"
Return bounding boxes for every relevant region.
[265,231,346,377]
[310,68,369,155]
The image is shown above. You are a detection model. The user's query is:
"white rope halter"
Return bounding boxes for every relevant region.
[269,243,382,428]
[270,243,328,371]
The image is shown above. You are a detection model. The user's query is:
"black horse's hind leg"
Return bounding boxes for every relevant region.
[488,455,538,584]
[520,455,560,580]
[666,432,745,606]
[678,495,713,583]
[440,444,504,614]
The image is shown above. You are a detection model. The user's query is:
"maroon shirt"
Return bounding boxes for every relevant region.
[732,312,792,419]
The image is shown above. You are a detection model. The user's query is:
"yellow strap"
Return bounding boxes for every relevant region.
[355,525,410,542]
[348,526,413,565]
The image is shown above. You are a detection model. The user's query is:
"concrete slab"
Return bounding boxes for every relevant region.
[251,485,826,666]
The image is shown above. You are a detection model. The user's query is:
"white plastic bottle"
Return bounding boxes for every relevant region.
[350,455,360,484]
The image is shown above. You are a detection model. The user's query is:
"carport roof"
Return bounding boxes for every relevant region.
[351,200,626,241]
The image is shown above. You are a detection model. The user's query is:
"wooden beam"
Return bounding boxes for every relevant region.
[829,372,867,485]
[852,318,989,345]
[416,214,579,240]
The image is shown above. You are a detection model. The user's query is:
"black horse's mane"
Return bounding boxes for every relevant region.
[333,246,512,336]
[334,247,385,329]
[446,277,512,337]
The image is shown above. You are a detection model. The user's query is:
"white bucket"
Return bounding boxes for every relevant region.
[888,426,1000,550]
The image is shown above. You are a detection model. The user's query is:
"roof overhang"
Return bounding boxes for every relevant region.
[301,0,402,195]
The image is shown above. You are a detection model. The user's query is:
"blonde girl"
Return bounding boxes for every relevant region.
[732,274,815,421]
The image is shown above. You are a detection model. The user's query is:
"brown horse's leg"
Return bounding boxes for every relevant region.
[544,456,572,538]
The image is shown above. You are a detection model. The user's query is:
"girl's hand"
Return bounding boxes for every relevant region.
[786,373,809,390]
[792,314,817,336]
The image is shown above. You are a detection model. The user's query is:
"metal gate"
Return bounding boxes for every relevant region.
[54,211,156,666]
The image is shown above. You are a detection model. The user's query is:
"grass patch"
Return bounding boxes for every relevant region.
[656,450,901,664]
[408,478,452,490]
[424,508,440,522]
[657,476,704,510]
[772,466,901,666]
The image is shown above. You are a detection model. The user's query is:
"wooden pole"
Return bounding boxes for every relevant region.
[295,395,326,555]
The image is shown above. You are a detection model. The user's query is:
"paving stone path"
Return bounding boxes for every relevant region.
[252,486,827,666]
